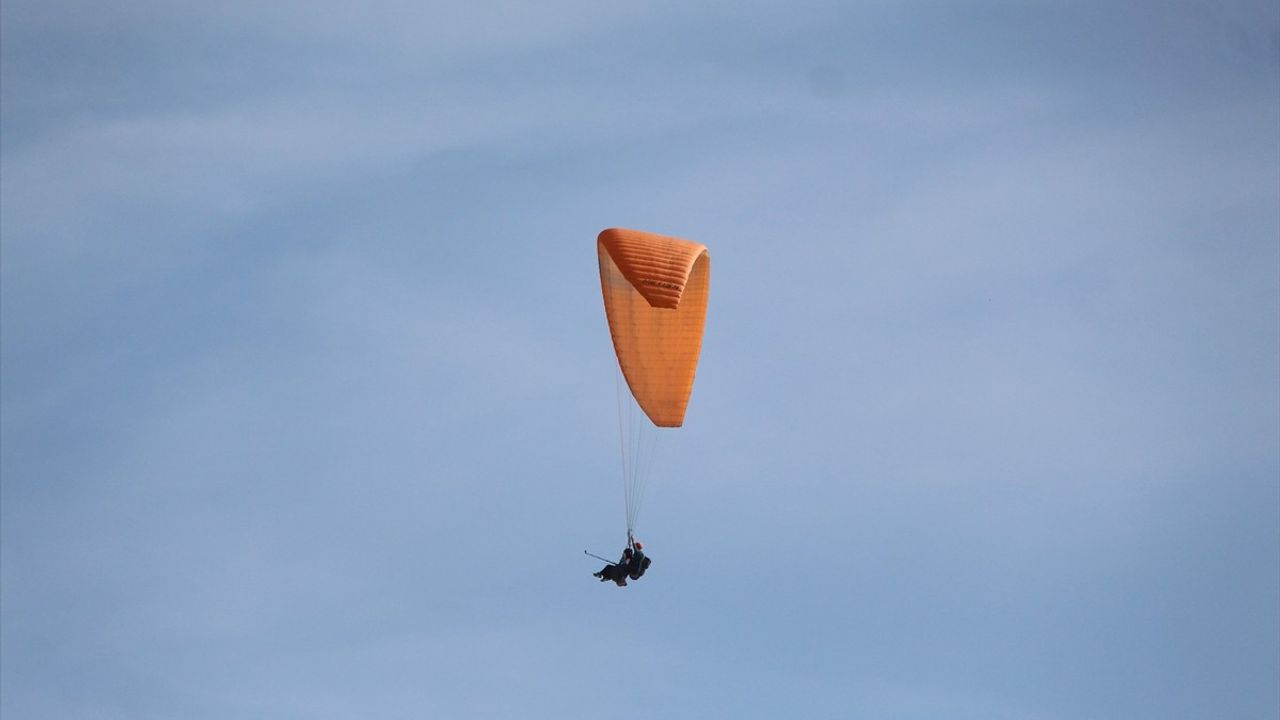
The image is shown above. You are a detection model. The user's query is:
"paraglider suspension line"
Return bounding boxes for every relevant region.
[615,368,660,538]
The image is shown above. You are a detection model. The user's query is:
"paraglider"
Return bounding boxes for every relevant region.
[592,547,635,586]
[591,540,653,586]
[589,228,710,586]
[625,540,651,580]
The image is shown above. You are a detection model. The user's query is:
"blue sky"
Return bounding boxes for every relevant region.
[3,1,1278,718]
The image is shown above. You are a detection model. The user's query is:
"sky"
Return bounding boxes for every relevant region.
[2,1,1278,718]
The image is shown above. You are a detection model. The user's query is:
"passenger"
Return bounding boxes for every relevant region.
[593,547,632,586]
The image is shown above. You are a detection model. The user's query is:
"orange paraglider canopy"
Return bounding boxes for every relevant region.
[597,227,710,427]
